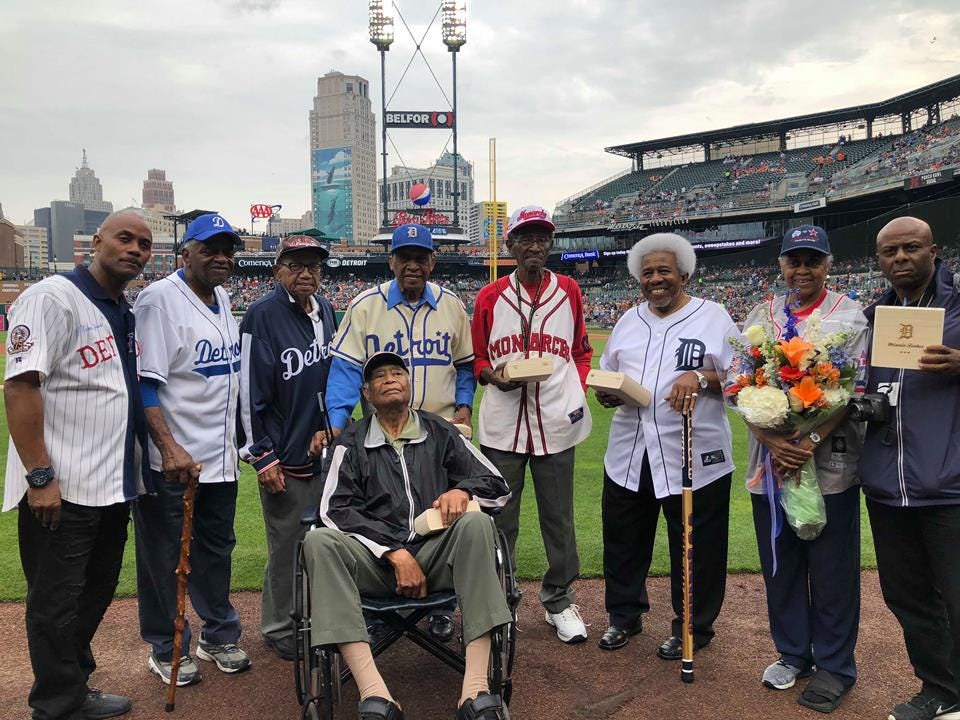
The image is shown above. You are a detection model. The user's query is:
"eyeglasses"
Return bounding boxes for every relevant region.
[513,236,552,247]
[280,262,323,275]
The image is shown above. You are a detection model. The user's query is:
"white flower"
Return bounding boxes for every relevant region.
[737,385,790,428]
[743,324,768,346]
[822,387,851,408]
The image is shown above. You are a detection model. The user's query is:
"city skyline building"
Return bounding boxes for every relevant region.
[68,149,113,214]
[142,169,176,213]
[309,70,377,245]
[15,224,48,270]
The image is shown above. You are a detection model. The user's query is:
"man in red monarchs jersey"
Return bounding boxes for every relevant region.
[471,205,593,644]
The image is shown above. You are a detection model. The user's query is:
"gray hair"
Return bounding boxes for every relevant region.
[180,239,199,255]
[627,233,697,282]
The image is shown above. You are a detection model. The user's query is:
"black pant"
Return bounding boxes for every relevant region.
[601,456,731,645]
[18,497,129,720]
[867,498,960,703]
[133,475,241,660]
[752,486,860,685]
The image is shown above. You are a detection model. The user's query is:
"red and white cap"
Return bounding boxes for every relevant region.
[507,205,555,235]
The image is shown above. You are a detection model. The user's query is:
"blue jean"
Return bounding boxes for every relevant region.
[133,474,241,660]
[19,497,129,720]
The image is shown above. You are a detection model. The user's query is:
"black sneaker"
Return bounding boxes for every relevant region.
[888,692,960,720]
[428,613,455,643]
[81,689,132,720]
[456,693,509,720]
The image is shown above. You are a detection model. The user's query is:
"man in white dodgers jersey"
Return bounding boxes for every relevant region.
[323,222,476,643]
[4,210,153,720]
[471,205,594,644]
[132,213,250,686]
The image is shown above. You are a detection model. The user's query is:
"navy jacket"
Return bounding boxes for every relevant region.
[239,285,339,477]
[860,259,960,507]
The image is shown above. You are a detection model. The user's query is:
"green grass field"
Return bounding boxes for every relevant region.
[0,333,877,601]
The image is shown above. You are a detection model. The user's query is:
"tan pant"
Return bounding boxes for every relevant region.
[302,512,512,647]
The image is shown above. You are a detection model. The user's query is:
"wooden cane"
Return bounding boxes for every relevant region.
[165,466,201,712]
[680,411,695,684]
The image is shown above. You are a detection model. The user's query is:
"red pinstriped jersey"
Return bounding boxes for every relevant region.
[472,271,593,455]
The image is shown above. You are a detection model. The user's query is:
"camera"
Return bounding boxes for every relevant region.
[847,392,891,423]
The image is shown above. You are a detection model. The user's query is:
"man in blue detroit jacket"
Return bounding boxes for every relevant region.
[239,232,338,661]
[303,351,512,720]
[860,216,960,720]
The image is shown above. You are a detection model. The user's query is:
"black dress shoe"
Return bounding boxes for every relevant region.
[598,620,642,651]
[456,693,508,720]
[265,634,296,661]
[82,689,132,720]
[656,635,709,660]
[358,696,405,720]
[428,613,455,643]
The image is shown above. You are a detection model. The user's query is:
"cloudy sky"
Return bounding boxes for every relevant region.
[2,0,959,232]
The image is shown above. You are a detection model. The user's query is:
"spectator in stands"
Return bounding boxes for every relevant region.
[238,232,338,661]
[861,216,960,720]
[472,205,593,645]
[592,233,738,660]
[322,223,476,644]
[740,226,868,713]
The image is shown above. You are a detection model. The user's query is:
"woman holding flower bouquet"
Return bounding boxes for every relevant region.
[595,233,741,661]
[734,225,869,714]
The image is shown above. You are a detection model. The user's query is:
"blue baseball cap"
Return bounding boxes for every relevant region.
[390,223,433,253]
[780,225,831,256]
[184,213,243,249]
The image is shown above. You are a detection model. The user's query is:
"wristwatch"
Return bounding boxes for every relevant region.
[808,432,822,446]
[693,370,708,390]
[455,403,471,412]
[25,466,55,489]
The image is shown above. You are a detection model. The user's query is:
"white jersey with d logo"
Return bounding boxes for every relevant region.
[601,297,739,498]
[134,271,241,484]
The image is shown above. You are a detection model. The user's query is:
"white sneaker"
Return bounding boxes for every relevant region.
[544,605,587,643]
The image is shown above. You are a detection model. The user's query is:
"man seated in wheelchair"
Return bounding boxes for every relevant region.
[303,351,513,720]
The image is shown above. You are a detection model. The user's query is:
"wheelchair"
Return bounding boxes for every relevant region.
[291,512,521,720]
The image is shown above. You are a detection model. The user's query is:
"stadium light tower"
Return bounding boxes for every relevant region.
[442,1,466,226]
[369,0,394,229]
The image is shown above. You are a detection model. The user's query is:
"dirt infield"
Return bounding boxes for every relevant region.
[0,572,914,720]
[0,321,907,719]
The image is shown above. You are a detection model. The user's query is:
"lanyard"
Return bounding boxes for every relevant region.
[516,273,545,352]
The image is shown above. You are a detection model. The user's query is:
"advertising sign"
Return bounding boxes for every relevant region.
[793,197,826,213]
[312,146,353,241]
[904,169,948,190]
[561,250,600,262]
[384,111,455,129]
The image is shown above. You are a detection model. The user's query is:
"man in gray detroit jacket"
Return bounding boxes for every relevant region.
[860,216,960,720]
[302,351,512,720]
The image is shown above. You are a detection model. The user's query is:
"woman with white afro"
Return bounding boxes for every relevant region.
[594,232,742,668]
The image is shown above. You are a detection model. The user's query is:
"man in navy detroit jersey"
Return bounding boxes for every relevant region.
[4,210,153,720]
[133,213,250,686]
[239,231,338,661]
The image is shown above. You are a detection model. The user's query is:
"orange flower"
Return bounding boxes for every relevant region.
[815,362,841,386]
[755,368,768,387]
[778,337,814,368]
[789,375,824,409]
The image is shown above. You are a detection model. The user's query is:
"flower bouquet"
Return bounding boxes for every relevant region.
[725,306,859,541]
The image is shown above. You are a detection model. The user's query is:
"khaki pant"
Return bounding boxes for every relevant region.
[302,512,512,647]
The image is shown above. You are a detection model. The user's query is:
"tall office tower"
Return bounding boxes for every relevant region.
[142,169,176,213]
[68,149,113,213]
[308,71,377,245]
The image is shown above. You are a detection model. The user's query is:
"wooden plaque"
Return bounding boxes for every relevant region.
[586,369,653,407]
[871,305,944,369]
[503,357,554,383]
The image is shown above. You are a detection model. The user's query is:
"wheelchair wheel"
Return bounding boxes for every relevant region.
[492,529,520,705]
